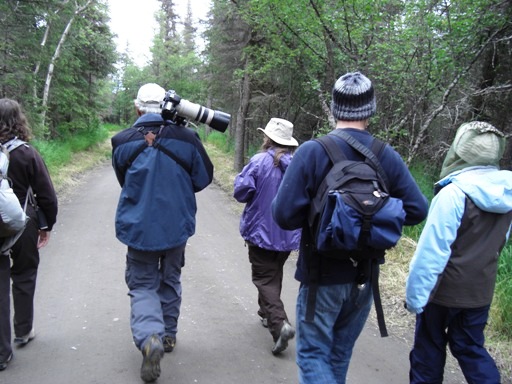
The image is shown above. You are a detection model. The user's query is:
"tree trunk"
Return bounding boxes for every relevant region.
[41,0,93,128]
[33,22,52,104]
[233,57,251,172]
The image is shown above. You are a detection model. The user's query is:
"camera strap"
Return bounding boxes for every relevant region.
[124,125,192,175]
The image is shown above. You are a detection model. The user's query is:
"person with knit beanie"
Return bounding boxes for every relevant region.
[272,71,428,383]
[406,121,512,383]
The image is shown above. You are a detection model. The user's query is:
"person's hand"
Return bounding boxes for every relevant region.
[404,300,423,314]
[37,230,51,249]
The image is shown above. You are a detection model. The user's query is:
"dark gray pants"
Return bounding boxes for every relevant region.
[247,243,290,341]
[0,219,39,361]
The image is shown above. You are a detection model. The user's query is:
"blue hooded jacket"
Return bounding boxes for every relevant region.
[234,148,301,251]
[112,113,213,251]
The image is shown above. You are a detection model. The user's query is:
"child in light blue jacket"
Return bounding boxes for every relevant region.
[406,121,512,384]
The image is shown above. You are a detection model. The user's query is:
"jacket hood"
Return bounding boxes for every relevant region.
[133,113,164,127]
[267,148,293,172]
[436,166,512,214]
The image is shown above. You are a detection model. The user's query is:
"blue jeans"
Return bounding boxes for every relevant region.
[125,244,185,350]
[296,282,373,384]
[410,303,500,384]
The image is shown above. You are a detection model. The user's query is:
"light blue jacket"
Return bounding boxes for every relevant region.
[405,166,512,313]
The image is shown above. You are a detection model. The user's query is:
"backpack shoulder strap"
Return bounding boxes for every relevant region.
[307,136,348,228]
[315,134,347,164]
[1,139,28,180]
[329,129,390,189]
[4,138,28,153]
[123,125,192,175]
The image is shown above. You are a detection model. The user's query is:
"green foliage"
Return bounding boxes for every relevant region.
[401,161,437,240]
[491,245,512,339]
[32,127,109,174]
[102,123,123,133]
[205,130,235,153]
[0,1,117,140]
[31,140,70,176]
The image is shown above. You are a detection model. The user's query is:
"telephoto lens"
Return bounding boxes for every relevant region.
[161,90,230,132]
[176,100,230,133]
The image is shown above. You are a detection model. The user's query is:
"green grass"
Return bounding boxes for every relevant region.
[491,246,512,339]
[402,162,437,240]
[205,130,234,153]
[33,126,110,175]
[34,126,114,194]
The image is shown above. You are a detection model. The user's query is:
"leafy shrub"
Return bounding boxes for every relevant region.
[32,126,109,174]
[205,130,234,153]
[491,246,512,339]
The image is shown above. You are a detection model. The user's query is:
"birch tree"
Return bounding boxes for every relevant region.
[41,0,94,127]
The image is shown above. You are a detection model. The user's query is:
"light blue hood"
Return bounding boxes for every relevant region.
[436,166,512,214]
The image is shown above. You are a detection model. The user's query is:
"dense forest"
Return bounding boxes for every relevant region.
[1,0,512,174]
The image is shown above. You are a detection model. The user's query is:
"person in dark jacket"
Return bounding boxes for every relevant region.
[233,118,301,355]
[111,83,213,383]
[406,121,512,384]
[272,72,428,384]
[0,98,58,372]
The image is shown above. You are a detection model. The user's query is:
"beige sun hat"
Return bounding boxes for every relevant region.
[257,118,298,147]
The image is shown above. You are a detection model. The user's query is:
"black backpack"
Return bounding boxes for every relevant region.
[305,129,406,337]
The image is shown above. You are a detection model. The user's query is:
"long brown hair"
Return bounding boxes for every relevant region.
[0,98,32,143]
[260,136,295,167]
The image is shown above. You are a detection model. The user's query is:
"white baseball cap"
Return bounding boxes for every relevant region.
[134,83,166,113]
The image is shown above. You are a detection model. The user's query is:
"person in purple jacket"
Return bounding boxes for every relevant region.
[233,118,301,356]
[272,72,428,383]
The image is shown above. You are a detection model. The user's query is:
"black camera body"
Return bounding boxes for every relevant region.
[161,90,230,133]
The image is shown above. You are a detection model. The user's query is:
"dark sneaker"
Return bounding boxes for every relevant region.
[0,353,13,371]
[14,328,35,347]
[259,316,268,328]
[140,334,164,383]
[162,335,176,353]
[272,322,295,355]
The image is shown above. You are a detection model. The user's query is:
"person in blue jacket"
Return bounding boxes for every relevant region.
[406,121,512,384]
[272,72,428,384]
[233,118,301,355]
[111,83,213,383]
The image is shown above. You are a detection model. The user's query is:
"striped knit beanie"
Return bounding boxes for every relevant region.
[331,72,376,121]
